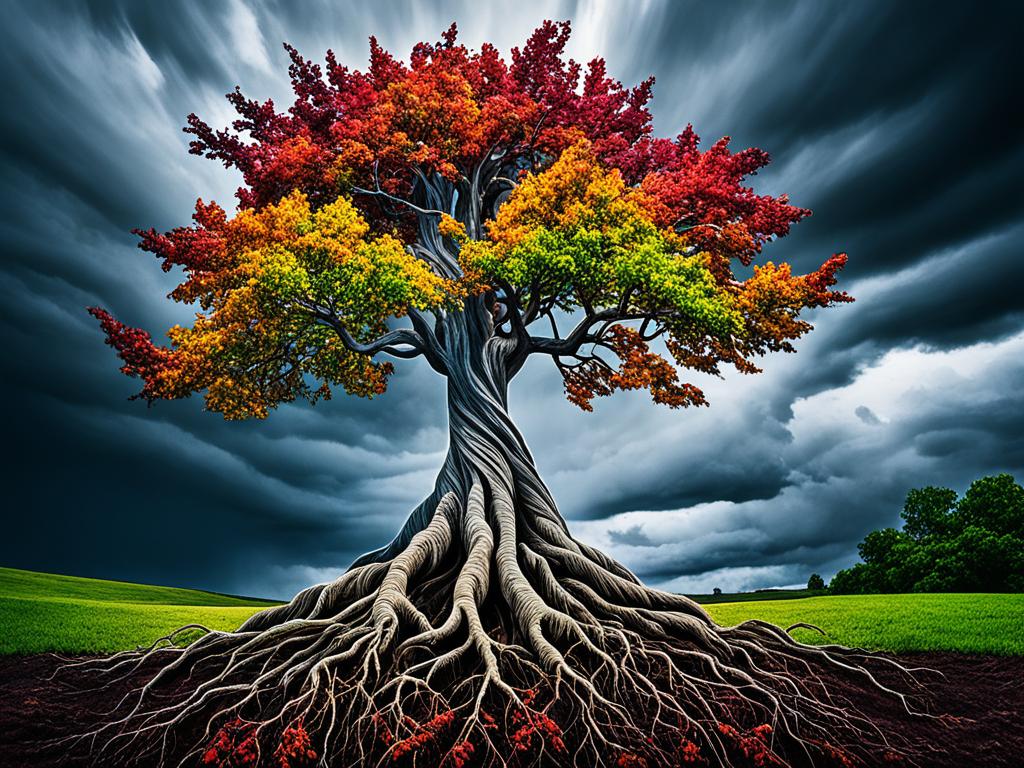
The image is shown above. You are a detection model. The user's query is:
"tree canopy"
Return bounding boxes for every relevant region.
[830,474,1024,594]
[91,21,850,419]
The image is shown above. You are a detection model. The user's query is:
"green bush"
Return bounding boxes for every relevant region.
[830,474,1024,594]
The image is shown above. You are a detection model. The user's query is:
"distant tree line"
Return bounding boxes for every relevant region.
[829,474,1024,594]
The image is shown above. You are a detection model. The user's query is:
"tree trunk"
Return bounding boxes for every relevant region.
[355,297,572,562]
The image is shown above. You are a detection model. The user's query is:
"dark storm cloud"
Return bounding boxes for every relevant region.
[855,406,881,427]
[1,0,1022,598]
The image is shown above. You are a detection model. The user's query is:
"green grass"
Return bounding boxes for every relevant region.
[0,567,278,607]
[689,588,826,605]
[2,567,1022,656]
[705,593,1024,655]
[0,567,278,655]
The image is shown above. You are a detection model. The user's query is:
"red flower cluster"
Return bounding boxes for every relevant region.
[391,710,456,761]
[716,723,784,767]
[508,689,566,754]
[616,753,648,767]
[273,721,317,768]
[372,711,394,746]
[678,738,706,765]
[445,739,475,768]
[202,718,258,767]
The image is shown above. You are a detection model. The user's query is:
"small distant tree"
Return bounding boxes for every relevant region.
[807,574,825,591]
[712,587,723,596]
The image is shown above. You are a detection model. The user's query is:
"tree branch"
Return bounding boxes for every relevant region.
[307,307,428,362]
[527,306,675,358]
[350,161,447,219]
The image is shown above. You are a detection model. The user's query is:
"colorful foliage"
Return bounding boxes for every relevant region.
[92,21,850,418]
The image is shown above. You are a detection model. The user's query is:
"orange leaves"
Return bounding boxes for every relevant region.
[488,140,635,246]
[561,325,708,412]
[661,252,851,386]
[732,253,852,355]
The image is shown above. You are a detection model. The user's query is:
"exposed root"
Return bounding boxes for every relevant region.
[57,466,934,768]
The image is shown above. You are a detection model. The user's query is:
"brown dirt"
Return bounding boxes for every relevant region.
[0,651,1021,767]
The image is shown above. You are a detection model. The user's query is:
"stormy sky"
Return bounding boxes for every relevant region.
[2,0,1022,600]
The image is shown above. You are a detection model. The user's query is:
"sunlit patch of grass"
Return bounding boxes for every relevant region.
[705,593,1024,655]
[0,567,277,655]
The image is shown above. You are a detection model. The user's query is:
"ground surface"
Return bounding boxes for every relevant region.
[3,570,1024,765]
[0,651,1021,767]
[3,568,1022,655]
[687,588,828,604]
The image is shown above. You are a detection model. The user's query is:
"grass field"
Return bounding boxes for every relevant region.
[0,567,279,655]
[706,593,1024,655]
[2,567,1022,655]
[687,588,827,604]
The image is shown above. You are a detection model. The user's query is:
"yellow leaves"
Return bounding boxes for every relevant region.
[146,188,460,419]
[468,140,740,338]
[438,214,467,243]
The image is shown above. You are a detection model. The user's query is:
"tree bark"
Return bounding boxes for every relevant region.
[354,294,617,578]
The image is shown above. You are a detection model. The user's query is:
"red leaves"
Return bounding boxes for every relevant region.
[87,307,179,402]
[133,199,227,279]
[635,126,809,268]
[182,21,660,220]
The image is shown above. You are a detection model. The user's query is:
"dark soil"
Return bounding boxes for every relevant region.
[0,651,1021,767]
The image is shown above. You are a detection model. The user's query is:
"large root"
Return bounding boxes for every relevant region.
[61,475,933,768]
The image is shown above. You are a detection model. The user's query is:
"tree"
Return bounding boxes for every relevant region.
[712,587,723,596]
[832,475,1024,595]
[87,23,889,768]
[956,473,1024,538]
[901,486,958,541]
[807,574,825,591]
